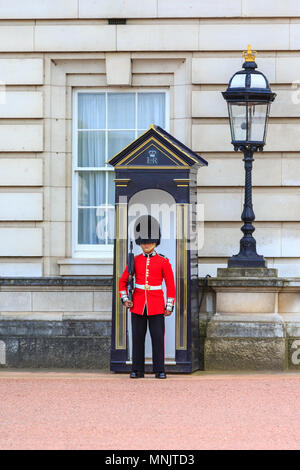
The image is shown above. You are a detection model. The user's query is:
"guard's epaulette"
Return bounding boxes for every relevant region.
[158,253,168,259]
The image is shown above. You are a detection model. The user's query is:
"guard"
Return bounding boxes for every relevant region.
[119,215,176,379]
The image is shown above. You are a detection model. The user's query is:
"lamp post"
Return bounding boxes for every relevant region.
[222,46,276,267]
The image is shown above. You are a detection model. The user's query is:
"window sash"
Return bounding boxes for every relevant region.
[72,88,169,257]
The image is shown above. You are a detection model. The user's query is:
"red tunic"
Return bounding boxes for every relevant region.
[119,251,176,316]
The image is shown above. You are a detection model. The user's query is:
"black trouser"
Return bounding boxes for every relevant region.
[131,305,165,373]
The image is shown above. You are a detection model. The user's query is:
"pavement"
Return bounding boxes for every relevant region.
[0,369,300,450]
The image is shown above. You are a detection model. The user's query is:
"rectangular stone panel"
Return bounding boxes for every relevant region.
[242,0,300,17]
[0,263,42,277]
[35,25,116,51]
[0,193,43,220]
[32,292,93,312]
[192,123,300,152]
[276,56,300,83]
[158,0,241,17]
[0,125,43,152]
[192,57,276,84]
[199,224,281,257]
[0,159,42,186]
[197,156,281,187]
[216,292,276,314]
[199,24,289,51]
[279,293,300,313]
[0,26,34,51]
[192,90,300,118]
[0,292,31,311]
[106,53,131,85]
[79,0,157,17]
[0,59,43,84]
[253,191,300,222]
[117,25,199,51]
[197,191,242,221]
[282,225,300,257]
[0,228,42,256]
[0,92,43,118]
[0,0,78,18]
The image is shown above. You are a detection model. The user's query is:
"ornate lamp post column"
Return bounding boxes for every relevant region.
[222,46,276,267]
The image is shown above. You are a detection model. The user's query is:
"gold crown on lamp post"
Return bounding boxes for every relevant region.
[242,45,257,62]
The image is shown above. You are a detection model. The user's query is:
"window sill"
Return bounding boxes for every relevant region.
[57,258,113,276]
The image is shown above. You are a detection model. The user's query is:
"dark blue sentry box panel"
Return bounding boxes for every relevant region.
[107,125,208,373]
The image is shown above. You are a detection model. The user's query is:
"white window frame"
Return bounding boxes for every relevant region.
[72,87,170,258]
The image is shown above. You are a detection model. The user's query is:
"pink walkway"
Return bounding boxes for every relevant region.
[0,370,299,450]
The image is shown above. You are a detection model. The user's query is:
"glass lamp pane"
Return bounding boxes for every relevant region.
[250,74,267,88]
[247,103,269,142]
[230,74,246,88]
[228,103,247,142]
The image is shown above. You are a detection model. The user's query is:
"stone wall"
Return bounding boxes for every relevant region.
[204,274,300,371]
[0,278,112,369]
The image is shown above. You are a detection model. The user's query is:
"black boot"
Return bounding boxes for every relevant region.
[155,372,167,379]
[130,371,144,378]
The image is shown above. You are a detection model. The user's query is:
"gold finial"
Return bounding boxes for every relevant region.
[242,45,257,62]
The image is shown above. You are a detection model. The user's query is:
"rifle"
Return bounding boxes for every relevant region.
[128,240,135,301]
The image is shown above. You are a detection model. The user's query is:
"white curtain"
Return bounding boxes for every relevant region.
[138,92,165,129]
[78,93,107,245]
[76,92,166,246]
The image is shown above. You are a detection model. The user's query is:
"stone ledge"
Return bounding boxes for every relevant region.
[0,277,113,287]
[208,277,286,288]
[207,320,285,339]
[0,319,111,337]
[57,258,113,276]
[217,267,278,278]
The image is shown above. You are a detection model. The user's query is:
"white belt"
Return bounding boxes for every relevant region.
[135,283,162,291]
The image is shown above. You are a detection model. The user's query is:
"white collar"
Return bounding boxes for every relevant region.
[142,250,157,258]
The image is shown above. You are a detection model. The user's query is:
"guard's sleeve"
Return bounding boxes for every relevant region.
[162,258,176,311]
[119,263,129,304]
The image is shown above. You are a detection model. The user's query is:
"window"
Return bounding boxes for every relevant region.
[72,90,168,256]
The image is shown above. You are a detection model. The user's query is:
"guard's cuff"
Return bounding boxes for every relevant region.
[120,290,129,304]
[165,304,174,312]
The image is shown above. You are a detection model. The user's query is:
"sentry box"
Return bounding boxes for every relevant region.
[106,125,208,373]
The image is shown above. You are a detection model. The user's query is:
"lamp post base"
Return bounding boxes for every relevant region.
[228,254,266,268]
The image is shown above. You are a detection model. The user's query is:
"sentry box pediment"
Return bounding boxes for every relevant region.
[106,124,207,170]
[107,125,208,373]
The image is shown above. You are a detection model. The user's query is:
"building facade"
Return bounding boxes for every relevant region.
[1,0,300,370]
